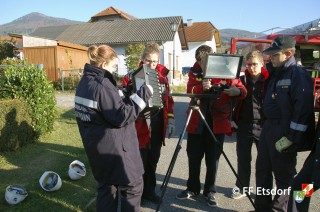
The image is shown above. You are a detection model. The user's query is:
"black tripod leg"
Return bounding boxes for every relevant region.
[156,109,194,212]
[197,109,256,211]
[160,133,182,190]
[160,109,193,190]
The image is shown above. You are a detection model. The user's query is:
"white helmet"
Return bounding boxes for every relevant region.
[5,185,28,205]
[68,160,86,180]
[39,171,62,191]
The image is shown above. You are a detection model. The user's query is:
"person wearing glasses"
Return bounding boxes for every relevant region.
[255,35,315,211]
[122,42,175,204]
[75,45,153,211]
[231,51,269,200]
[176,45,247,207]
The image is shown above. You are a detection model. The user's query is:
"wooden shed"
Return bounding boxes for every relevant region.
[21,35,88,81]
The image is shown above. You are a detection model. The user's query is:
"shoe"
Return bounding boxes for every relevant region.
[205,192,217,207]
[142,193,161,204]
[176,189,198,200]
[231,192,246,200]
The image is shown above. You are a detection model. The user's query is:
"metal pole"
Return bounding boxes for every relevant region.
[172,36,175,80]
[61,69,64,92]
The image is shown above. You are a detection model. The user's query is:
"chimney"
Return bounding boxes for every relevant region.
[187,19,193,27]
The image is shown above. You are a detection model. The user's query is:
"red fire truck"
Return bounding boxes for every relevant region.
[228,29,320,110]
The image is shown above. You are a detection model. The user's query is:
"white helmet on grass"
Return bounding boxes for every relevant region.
[68,160,86,180]
[39,171,62,191]
[5,185,28,205]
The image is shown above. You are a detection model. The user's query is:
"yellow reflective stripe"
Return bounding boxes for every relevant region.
[196,77,202,82]
[191,86,195,94]
[168,113,174,118]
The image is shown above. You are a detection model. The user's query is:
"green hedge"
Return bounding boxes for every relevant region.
[0,64,56,137]
[0,99,36,151]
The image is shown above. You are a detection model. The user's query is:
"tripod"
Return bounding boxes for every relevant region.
[156,94,256,211]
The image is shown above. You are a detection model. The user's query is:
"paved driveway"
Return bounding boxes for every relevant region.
[142,96,319,212]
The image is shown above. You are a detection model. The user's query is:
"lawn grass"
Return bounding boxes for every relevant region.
[0,107,97,211]
[171,84,187,93]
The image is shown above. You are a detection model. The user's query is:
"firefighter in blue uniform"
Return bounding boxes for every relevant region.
[75,44,153,212]
[255,35,315,211]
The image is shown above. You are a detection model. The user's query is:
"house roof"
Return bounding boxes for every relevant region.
[89,6,138,22]
[6,34,23,49]
[184,22,221,47]
[57,41,88,51]
[30,16,189,50]
[29,25,72,40]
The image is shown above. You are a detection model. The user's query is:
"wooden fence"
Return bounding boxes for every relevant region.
[59,68,83,92]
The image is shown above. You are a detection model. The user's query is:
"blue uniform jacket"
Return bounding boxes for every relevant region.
[263,57,315,151]
[75,63,151,185]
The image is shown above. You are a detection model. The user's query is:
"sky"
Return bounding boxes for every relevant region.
[1,0,320,33]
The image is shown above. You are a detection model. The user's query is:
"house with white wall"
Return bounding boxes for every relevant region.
[181,19,221,72]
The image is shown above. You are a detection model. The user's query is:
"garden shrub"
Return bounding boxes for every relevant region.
[0,99,36,151]
[0,64,56,137]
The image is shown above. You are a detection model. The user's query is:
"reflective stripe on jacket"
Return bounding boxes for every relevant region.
[75,63,144,184]
[264,57,315,151]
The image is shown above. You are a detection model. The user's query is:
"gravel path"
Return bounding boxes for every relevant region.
[55,93,75,109]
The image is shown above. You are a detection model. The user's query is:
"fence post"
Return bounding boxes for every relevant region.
[59,68,64,92]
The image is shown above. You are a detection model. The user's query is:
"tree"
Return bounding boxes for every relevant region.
[0,38,15,61]
[124,43,145,72]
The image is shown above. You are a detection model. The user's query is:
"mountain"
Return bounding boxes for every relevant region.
[219,28,265,47]
[0,12,83,35]
[219,18,320,49]
[277,18,320,34]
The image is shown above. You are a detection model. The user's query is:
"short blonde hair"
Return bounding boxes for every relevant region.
[88,45,117,67]
[246,50,263,63]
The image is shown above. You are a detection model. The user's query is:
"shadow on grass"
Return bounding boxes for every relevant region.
[58,107,76,120]
[0,113,96,211]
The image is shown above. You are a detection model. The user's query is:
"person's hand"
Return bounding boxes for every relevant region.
[130,84,153,111]
[124,80,134,94]
[275,136,293,152]
[167,118,175,138]
[202,79,211,91]
[231,121,238,129]
[222,85,241,96]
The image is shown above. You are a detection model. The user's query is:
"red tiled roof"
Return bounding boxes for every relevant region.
[89,6,138,22]
[184,22,215,42]
[184,22,221,47]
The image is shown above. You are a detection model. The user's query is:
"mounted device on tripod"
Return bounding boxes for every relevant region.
[156,53,256,211]
[202,53,244,95]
